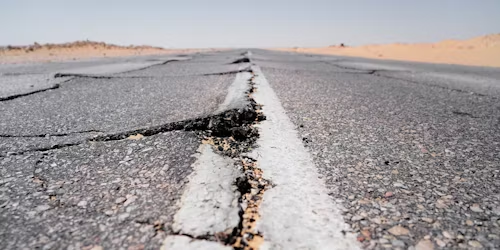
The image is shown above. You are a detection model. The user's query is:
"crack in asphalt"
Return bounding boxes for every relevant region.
[52,59,186,79]
[320,60,378,74]
[53,73,135,79]
[201,67,252,76]
[452,110,481,118]
[115,58,187,74]
[0,129,103,138]
[1,101,261,157]
[230,57,251,64]
[1,54,273,250]
[53,67,254,79]
[1,72,45,76]
[371,73,489,97]
[199,67,271,250]
[0,84,61,102]
[320,60,491,97]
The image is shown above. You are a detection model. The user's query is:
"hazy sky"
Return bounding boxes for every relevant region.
[1,0,499,48]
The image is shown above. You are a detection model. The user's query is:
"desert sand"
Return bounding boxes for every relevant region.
[0,41,213,64]
[277,34,500,68]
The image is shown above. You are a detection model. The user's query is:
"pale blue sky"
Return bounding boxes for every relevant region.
[1,0,499,48]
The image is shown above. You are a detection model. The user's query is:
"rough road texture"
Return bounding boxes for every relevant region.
[1,49,500,250]
[0,51,253,249]
[254,50,500,249]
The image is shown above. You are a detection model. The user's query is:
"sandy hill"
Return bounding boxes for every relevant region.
[279,34,500,68]
[0,40,206,64]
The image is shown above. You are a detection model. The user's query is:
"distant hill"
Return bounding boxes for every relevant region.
[277,34,500,67]
[0,40,166,52]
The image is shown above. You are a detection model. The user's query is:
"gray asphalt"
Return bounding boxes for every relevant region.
[253,49,500,249]
[1,49,499,249]
[0,50,248,249]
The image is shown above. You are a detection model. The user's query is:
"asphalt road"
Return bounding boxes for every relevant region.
[1,50,499,250]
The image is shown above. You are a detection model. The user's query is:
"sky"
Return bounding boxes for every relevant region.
[0,0,499,48]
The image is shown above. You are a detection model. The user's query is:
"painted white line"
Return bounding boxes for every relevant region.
[249,65,360,249]
[163,69,253,248]
[161,235,232,250]
[171,144,240,236]
[215,69,252,113]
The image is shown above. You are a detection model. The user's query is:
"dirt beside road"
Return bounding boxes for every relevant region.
[0,41,214,64]
[276,34,500,68]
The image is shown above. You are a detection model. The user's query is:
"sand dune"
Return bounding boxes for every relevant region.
[0,41,211,64]
[278,34,500,68]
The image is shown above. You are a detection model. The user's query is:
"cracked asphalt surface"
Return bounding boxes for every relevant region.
[254,50,500,249]
[0,51,246,249]
[1,49,500,249]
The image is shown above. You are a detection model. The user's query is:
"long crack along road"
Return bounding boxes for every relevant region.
[1,50,500,250]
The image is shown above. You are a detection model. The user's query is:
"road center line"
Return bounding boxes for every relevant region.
[161,66,252,249]
[249,65,360,250]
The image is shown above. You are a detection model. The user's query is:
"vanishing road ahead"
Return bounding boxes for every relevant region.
[1,50,499,249]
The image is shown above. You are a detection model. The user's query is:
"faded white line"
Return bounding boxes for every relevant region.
[162,68,252,249]
[171,144,240,235]
[215,67,252,113]
[249,65,360,249]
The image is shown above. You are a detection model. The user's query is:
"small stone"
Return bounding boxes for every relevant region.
[435,238,446,247]
[424,235,431,240]
[361,230,371,240]
[348,195,355,200]
[104,210,114,216]
[356,235,365,242]
[488,234,500,239]
[442,231,454,239]
[466,220,474,226]
[388,225,410,236]
[35,205,51,212]
[421,217,434,223]
[392,239,405,247]
[470,204,483,213]
[128,134,144,140]
[123,195,137,206]
[468,240,482,248]
[77,201,87,207]
[115,197,127,204]
[90,246,103,250]
[415,239,434,250]
[370,217,383,224]
[435,199,448,209]
[385,191,394,198]
[351,215,363,222]
[118,213,130,221]
[379,238,389,244]
[125,205,137,213]
[492,206,500,215]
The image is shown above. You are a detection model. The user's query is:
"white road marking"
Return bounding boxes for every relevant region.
[161,235,232,250]
[162,69,253,249]
[215,68,252,113]
[171,144,240,236]
[249,65,360,249]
